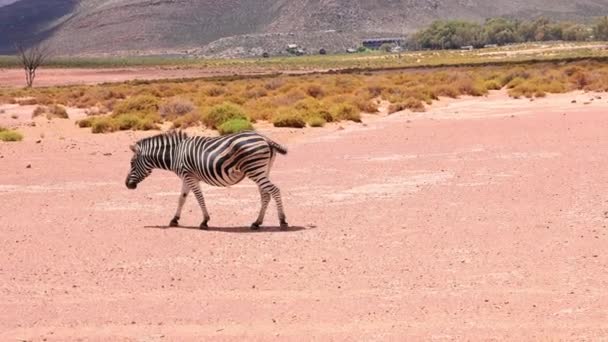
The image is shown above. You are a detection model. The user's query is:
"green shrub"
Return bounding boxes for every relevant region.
[114,114,142,130]
[218,119,254,135]
[330,103,361,122]
[273,110,306,128]
[0,127,23,142]
[113,95,160,115]
[203,102,247,129]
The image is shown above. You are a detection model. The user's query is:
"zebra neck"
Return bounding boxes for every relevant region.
[145,143,180,172]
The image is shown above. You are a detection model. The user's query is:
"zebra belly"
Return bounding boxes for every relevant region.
[195,165,245,187]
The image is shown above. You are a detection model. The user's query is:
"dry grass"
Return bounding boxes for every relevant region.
[4,59,608,133]
[32,105,69,119]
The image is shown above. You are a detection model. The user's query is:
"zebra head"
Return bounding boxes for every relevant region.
[125,143,152,190]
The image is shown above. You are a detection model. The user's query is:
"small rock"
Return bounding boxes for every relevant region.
[571,100,577,103]
[35,140,41,144]
[26,164,31,169]
[584,102,591,105]
[103,153,112,156]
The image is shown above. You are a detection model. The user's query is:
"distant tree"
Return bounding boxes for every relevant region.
[16,43,50,88]
[379,43,395,52]
[482,18,517,45]
[562,23,591,41]
[593,16,608,40]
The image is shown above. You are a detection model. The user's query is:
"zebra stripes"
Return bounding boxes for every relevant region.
[126,130,288,230]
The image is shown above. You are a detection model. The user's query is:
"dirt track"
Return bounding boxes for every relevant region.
[1,92,608,340]
[0,67,321,88]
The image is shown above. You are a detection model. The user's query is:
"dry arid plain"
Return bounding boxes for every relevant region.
[2,67,608,339]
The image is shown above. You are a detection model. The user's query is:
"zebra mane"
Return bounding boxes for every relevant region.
[136,130,189,148]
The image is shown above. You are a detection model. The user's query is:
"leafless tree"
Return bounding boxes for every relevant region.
[15,43,50,88]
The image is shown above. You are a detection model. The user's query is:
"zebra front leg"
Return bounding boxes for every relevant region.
[185,176,211,229]
[251,190,271,230]
[170,180,191,227]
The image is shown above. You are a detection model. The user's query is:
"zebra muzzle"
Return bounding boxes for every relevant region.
[126,180,137,189]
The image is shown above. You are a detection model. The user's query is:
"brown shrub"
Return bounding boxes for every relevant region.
[159,98,195,119]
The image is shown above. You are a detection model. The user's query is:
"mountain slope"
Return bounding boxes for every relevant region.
[1,0,607,56]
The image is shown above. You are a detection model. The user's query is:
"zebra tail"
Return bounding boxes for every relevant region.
[268,140,288,155]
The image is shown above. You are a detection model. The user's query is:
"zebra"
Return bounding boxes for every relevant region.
[125,130,289,230]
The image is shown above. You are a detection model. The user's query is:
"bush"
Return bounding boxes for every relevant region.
[218,119,254,135]
[388,98,426,113]
[113,95,160,115]
[49,105,69,119]
[77,117,94,128]
[0,127,23,142]
[305,84,325,98]
[32,106,46,118]
[330,103,361,122]
[273,110,306,128]
[204,85,226,97]
[159,98,195,118]
[172,112,204,128]
[91,117,118,134]
[307,116,326,127]
[203,102,247,129]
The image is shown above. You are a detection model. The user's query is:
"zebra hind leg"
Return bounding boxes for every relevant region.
[170,180,190,227]
[185,176,211,229]
[249,176,288,230]
[251,190,271,230]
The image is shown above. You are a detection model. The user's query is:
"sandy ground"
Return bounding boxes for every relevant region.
[0,67,324,88]
[1,91,608,340]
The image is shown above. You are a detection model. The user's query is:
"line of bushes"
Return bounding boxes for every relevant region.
[410,17,608,50]
[2,60,608,134]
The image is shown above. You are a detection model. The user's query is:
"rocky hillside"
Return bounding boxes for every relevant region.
[1,0,607,56]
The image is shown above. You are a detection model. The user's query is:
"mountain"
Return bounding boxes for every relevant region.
[1,0,607,57]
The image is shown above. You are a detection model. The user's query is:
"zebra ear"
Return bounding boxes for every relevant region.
[129,144,140,154]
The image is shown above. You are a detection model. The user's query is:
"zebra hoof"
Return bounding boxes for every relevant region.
[280,221,289,230]
[200,222,208,230]
[169,218,179,227]
[250,222,261,230]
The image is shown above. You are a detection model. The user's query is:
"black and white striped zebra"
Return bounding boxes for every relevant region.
[125,130,289,230]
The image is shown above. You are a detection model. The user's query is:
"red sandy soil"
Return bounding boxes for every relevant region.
[1,91,608,340]
[0,67,322,88]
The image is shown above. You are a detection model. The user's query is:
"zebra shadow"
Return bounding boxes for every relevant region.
[144,225,309,233]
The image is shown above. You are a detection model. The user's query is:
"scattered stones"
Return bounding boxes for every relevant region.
[103,153,112,156]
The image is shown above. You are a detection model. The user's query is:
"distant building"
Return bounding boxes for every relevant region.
[484,44,498,48]
[346,48,357,54]
[460,45,474,51]
[362,37,405,50]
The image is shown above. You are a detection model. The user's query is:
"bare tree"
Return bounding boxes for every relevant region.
[15,43,50,88]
